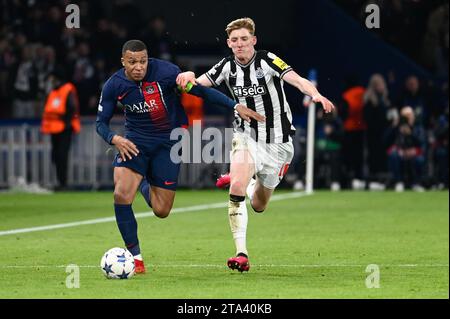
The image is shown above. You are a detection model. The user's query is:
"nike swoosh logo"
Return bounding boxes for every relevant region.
[164,181,176,185]
[118,92,128,100]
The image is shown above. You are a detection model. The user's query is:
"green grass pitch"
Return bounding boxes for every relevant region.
[0,190,448,299]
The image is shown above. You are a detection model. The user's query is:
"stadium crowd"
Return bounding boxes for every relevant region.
[291,72,448,192]
[0,0,448,191]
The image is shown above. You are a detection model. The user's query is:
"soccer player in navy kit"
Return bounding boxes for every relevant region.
[96,40,264,273]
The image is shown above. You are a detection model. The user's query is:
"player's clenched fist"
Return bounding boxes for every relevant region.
[176,71,196,88]
[112,135,139,161]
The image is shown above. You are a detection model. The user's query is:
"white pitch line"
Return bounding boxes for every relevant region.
[0,191,310,237]
[1,264,448,269]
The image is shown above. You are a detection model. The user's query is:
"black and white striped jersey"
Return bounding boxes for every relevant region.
[205,50,296,143]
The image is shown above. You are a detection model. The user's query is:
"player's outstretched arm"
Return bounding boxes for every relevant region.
[283,70,335,113]
[182,83,265,123]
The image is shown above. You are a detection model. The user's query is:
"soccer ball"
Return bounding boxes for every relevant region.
[100,247,135,279]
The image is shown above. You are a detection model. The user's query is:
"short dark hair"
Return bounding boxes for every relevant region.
[122,40,147,55]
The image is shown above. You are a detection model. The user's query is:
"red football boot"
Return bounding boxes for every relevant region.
[134,259,146,274]
[227,254,250,272]
[216,173,231,189]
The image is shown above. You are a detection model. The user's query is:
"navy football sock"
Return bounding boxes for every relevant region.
[114,204,140,256]
[139,179,152,208]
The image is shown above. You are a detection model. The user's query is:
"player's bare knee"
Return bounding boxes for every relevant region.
[114,189,133,204]
[230,181,246,196]
[152,204,171,218]
[153,209,170,218]
[251,202,266,213]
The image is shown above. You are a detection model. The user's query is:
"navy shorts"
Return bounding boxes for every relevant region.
[113,138,181,190]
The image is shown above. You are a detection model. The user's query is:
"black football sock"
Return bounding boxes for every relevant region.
[139,179,152,208]
[114,203,140,256]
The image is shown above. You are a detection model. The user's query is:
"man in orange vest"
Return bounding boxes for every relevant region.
[340,75,367,190]
[180,91,204,126]
[41,69,81,190]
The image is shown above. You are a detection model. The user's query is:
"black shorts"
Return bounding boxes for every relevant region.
[113,137,181,190]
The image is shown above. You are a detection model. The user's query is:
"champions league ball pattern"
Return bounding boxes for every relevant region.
[100,247,135,279]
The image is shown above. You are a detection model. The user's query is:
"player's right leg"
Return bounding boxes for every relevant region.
[227,146,255,272]
[113,166,146,273]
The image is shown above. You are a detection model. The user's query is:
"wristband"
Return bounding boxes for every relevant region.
[185,82,194,92]
[177,81,194,93]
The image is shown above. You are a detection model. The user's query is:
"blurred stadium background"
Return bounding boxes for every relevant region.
[0,0,448,192]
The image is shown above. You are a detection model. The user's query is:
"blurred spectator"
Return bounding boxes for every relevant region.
[395,75,432,184]
[11,45,39,118]
[363,73,391,190]
[315,108,344,191]
[396,75,429,129]
[339,75,366,190]
[431,104,449,189]
[386,106,426,192]
[35,45,56,96]
[72,42,98,114]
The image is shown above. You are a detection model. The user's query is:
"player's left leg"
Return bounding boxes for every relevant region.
[139,179,176,217]
[144,139,181,218]
[139,178,152,208]
[149,187,176,218]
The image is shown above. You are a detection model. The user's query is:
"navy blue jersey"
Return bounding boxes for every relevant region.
[97,58,188,144]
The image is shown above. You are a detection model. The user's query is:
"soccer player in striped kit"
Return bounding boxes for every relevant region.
[96,39,264,274]
[177,18,335,272]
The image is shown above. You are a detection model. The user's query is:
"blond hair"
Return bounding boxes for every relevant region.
[363,73,390,106]
[225,17,255,37]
